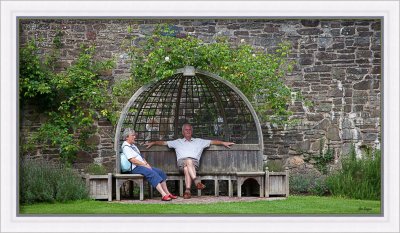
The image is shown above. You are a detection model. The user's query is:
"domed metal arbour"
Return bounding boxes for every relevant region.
[114,66,264,173]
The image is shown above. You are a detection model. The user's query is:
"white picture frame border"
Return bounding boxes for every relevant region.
[1,1,399,232]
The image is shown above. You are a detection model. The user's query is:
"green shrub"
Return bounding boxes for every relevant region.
[326,145,381,200]
[289,172,329,196]
[309,175,329,196]
[19,159,89,204]
[289,173,311,194]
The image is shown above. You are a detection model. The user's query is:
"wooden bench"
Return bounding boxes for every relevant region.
[114,169,290,200]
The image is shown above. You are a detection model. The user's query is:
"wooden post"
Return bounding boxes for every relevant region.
[107,173,112,201]
[214,177,219,197]
[179,177,183,197]
[228,177,233,197]
[139,180,144,201]
[265,168,270,198]
[197,177,202,196]
[259,176,264,198]
[237,177,242,198]
[285,167,289,197]
[149,183,154,199]
[116,179,121,201]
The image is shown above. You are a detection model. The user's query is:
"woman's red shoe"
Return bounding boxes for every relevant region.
[168,194,178,199]
[161,195,172,201]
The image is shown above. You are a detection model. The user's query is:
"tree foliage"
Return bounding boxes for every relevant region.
[20,40,115,163]
[113,25,297,125]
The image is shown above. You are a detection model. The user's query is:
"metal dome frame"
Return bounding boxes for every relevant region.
[114,66,264,173]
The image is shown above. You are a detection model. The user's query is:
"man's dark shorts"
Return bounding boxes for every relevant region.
[177,158,199,172]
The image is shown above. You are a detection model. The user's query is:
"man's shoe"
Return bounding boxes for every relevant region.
[168,194,178,199]
[196,182,206,190]
[183,191,191,199]
[161,195,172,201]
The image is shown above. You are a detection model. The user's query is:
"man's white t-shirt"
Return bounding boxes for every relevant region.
[167,138,211,161]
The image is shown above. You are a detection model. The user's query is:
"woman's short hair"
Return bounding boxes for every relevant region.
[122,128,136,140]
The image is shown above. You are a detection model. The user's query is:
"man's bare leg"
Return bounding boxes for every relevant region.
[185,159,197,180]
[183,166,192,189]
[183,166,192,199]
[185,159,205,189]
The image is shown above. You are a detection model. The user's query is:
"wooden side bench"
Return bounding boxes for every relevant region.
[236,172,265,198]
[114,174,145,201]
[85,173,113,201]
[265,167,289,197]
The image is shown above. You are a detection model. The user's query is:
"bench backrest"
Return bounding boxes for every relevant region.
[140,144,263,174]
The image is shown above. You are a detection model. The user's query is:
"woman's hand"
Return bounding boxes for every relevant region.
[144,162,152,169]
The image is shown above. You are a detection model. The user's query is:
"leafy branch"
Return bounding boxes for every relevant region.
[113,24,298,125]
[20,39,116,163]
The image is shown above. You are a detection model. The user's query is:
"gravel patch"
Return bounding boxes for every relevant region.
[114,196,286,204]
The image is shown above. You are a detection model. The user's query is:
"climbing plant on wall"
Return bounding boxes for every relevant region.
[19,39,115,163]
[113,24,301,125]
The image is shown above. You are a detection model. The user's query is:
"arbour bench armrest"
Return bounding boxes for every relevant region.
[236,171,265,176]
[114,173,144,178]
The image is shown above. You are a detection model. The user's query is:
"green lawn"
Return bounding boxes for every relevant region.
[20,195,381,215]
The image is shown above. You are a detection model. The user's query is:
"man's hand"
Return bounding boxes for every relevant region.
[145,141,167,148]
[144,141,154,148]
[223,142,235,148]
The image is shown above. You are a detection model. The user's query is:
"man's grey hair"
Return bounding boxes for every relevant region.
[122,128,136,140]
[181,123,192,134]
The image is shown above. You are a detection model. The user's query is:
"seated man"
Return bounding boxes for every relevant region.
[145,123,234,199]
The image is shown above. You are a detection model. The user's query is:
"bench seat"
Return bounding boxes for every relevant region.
[114,171,269,200]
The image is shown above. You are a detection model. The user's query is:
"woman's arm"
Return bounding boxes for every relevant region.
[129,157,151,168]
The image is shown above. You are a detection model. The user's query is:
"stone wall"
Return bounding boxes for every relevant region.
[19,18,381,173]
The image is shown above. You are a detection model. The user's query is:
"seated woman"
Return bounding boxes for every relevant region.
[120,128,177,201]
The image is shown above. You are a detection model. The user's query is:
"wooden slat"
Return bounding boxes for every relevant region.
[142,150,263,173]
[138,144,261,152]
